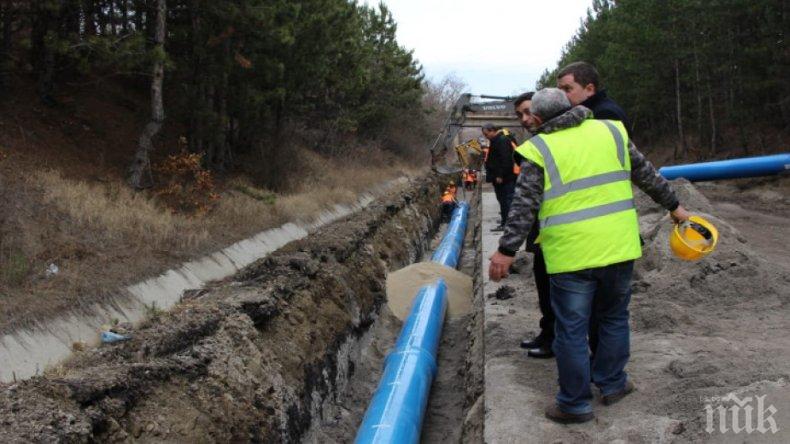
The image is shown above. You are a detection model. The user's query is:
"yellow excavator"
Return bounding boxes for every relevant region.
[453,138,484,170]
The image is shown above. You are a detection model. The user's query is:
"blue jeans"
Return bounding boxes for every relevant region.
[549,260,633,414]
[493,180,515,224]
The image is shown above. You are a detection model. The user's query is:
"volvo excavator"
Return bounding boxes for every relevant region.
[431,94,524,174]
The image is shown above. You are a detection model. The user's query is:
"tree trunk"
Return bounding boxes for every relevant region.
[674,58,686,159]
[83,0,97,36]
[129,0,166,189]
[133,0,144,32]
[694,48,703,150]
[0,3,12,93]
[120,0,129,33]
[108,0,116,35]
[707,78,717,157]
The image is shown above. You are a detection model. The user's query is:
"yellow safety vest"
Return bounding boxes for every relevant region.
[516,119,641,274]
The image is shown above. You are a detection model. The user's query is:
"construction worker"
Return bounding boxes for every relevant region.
[482,123,518,231]
[447,180,457,196]
[489,88,690,424]
[463,168,475,191]
[440,189,457,223]
[557,61,633,357]
[511,91,555,359]
[557,61,631,135]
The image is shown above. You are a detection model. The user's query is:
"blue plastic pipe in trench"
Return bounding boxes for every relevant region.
[355,201,470,444]
[659,153,790,182]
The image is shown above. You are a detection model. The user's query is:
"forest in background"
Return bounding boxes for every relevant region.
[0,0,435,189]
[539,0,789,160]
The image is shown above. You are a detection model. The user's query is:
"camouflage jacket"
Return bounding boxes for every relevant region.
[498,105,679,257]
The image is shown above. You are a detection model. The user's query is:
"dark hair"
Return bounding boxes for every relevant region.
[482,123,498,131]
[557,61,600,90]
[513,92,534,108]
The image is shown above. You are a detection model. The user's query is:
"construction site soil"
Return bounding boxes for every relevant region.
[1,173,788,443]
[482,175,790,443]
[0,175,452,443]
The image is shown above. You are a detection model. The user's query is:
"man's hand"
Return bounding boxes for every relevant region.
[670,205,691,223]
[489,251,515,282]
[495,177,503,184]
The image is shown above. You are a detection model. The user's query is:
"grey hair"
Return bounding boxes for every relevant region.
[531,88,571,121]
[482,122,497,131]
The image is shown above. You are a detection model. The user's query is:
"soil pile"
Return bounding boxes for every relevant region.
[386,261,473,320]
[628,178,790,441]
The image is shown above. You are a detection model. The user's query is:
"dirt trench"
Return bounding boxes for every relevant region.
[303,185,485,443]
[0,174,456,443]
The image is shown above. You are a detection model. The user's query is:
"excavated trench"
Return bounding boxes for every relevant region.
[0,174,481,443]
[304,186,484,443]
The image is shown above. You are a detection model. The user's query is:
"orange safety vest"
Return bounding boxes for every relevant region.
[509,139,521,175]
[441,193,455,203]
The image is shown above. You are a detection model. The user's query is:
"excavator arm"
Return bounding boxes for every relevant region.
[431,94,521,174]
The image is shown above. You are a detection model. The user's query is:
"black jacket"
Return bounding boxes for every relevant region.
[581,90,631,136]
[484,132,518,184]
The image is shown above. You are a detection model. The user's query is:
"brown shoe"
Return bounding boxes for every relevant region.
[602,380,635,406]
[544,404,594,424]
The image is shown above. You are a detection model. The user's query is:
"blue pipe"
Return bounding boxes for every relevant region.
[659,153,790,182]
[354,280,448,444]
[355,202,469,444]
[431,201,470,269]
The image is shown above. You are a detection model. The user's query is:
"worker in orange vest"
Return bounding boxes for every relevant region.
[440,189,457,222]
[463,168,475,191]
[447,181,458,196]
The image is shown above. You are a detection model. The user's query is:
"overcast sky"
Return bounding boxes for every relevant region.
[368,0,593,96]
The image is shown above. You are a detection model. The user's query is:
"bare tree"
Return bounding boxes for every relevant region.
[128,0,165,189]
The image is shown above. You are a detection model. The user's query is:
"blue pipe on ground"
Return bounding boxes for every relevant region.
[431,201,470,269]
[355,202,469,444]
[659,153,790,182]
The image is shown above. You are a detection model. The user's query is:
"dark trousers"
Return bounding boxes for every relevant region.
[493,181,515,224]
[533,248,554,343]
[549,260,634,414]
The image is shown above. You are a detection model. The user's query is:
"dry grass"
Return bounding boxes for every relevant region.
[0,146,418,333]
[32,170,210,249]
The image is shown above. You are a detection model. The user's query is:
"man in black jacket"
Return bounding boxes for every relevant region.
[557,61,631,135]
[483,123,517,231]
[557,61,632,358]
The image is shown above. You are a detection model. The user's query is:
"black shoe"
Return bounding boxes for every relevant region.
[602,380,635,406]
[490,225,504,232]
[520,335,546,349]
[527,345,555,359]
[544,404,594,424]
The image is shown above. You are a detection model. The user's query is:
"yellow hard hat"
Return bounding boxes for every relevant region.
[669,215,718,261]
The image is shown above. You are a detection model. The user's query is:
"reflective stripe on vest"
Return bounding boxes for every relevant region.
[539,198,635,229]
[529,122,628,202]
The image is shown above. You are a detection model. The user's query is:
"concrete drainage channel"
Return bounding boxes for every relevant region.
[0,178,407,383]
[0,175,484,443]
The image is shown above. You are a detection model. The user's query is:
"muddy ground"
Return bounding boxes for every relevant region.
[0,175,449,443]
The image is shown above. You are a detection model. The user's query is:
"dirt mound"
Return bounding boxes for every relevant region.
[0,175,443,443]
[630,179,790,440]
[386,261,473,320]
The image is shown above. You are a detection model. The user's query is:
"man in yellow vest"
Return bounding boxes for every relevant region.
[489,88,690,423]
